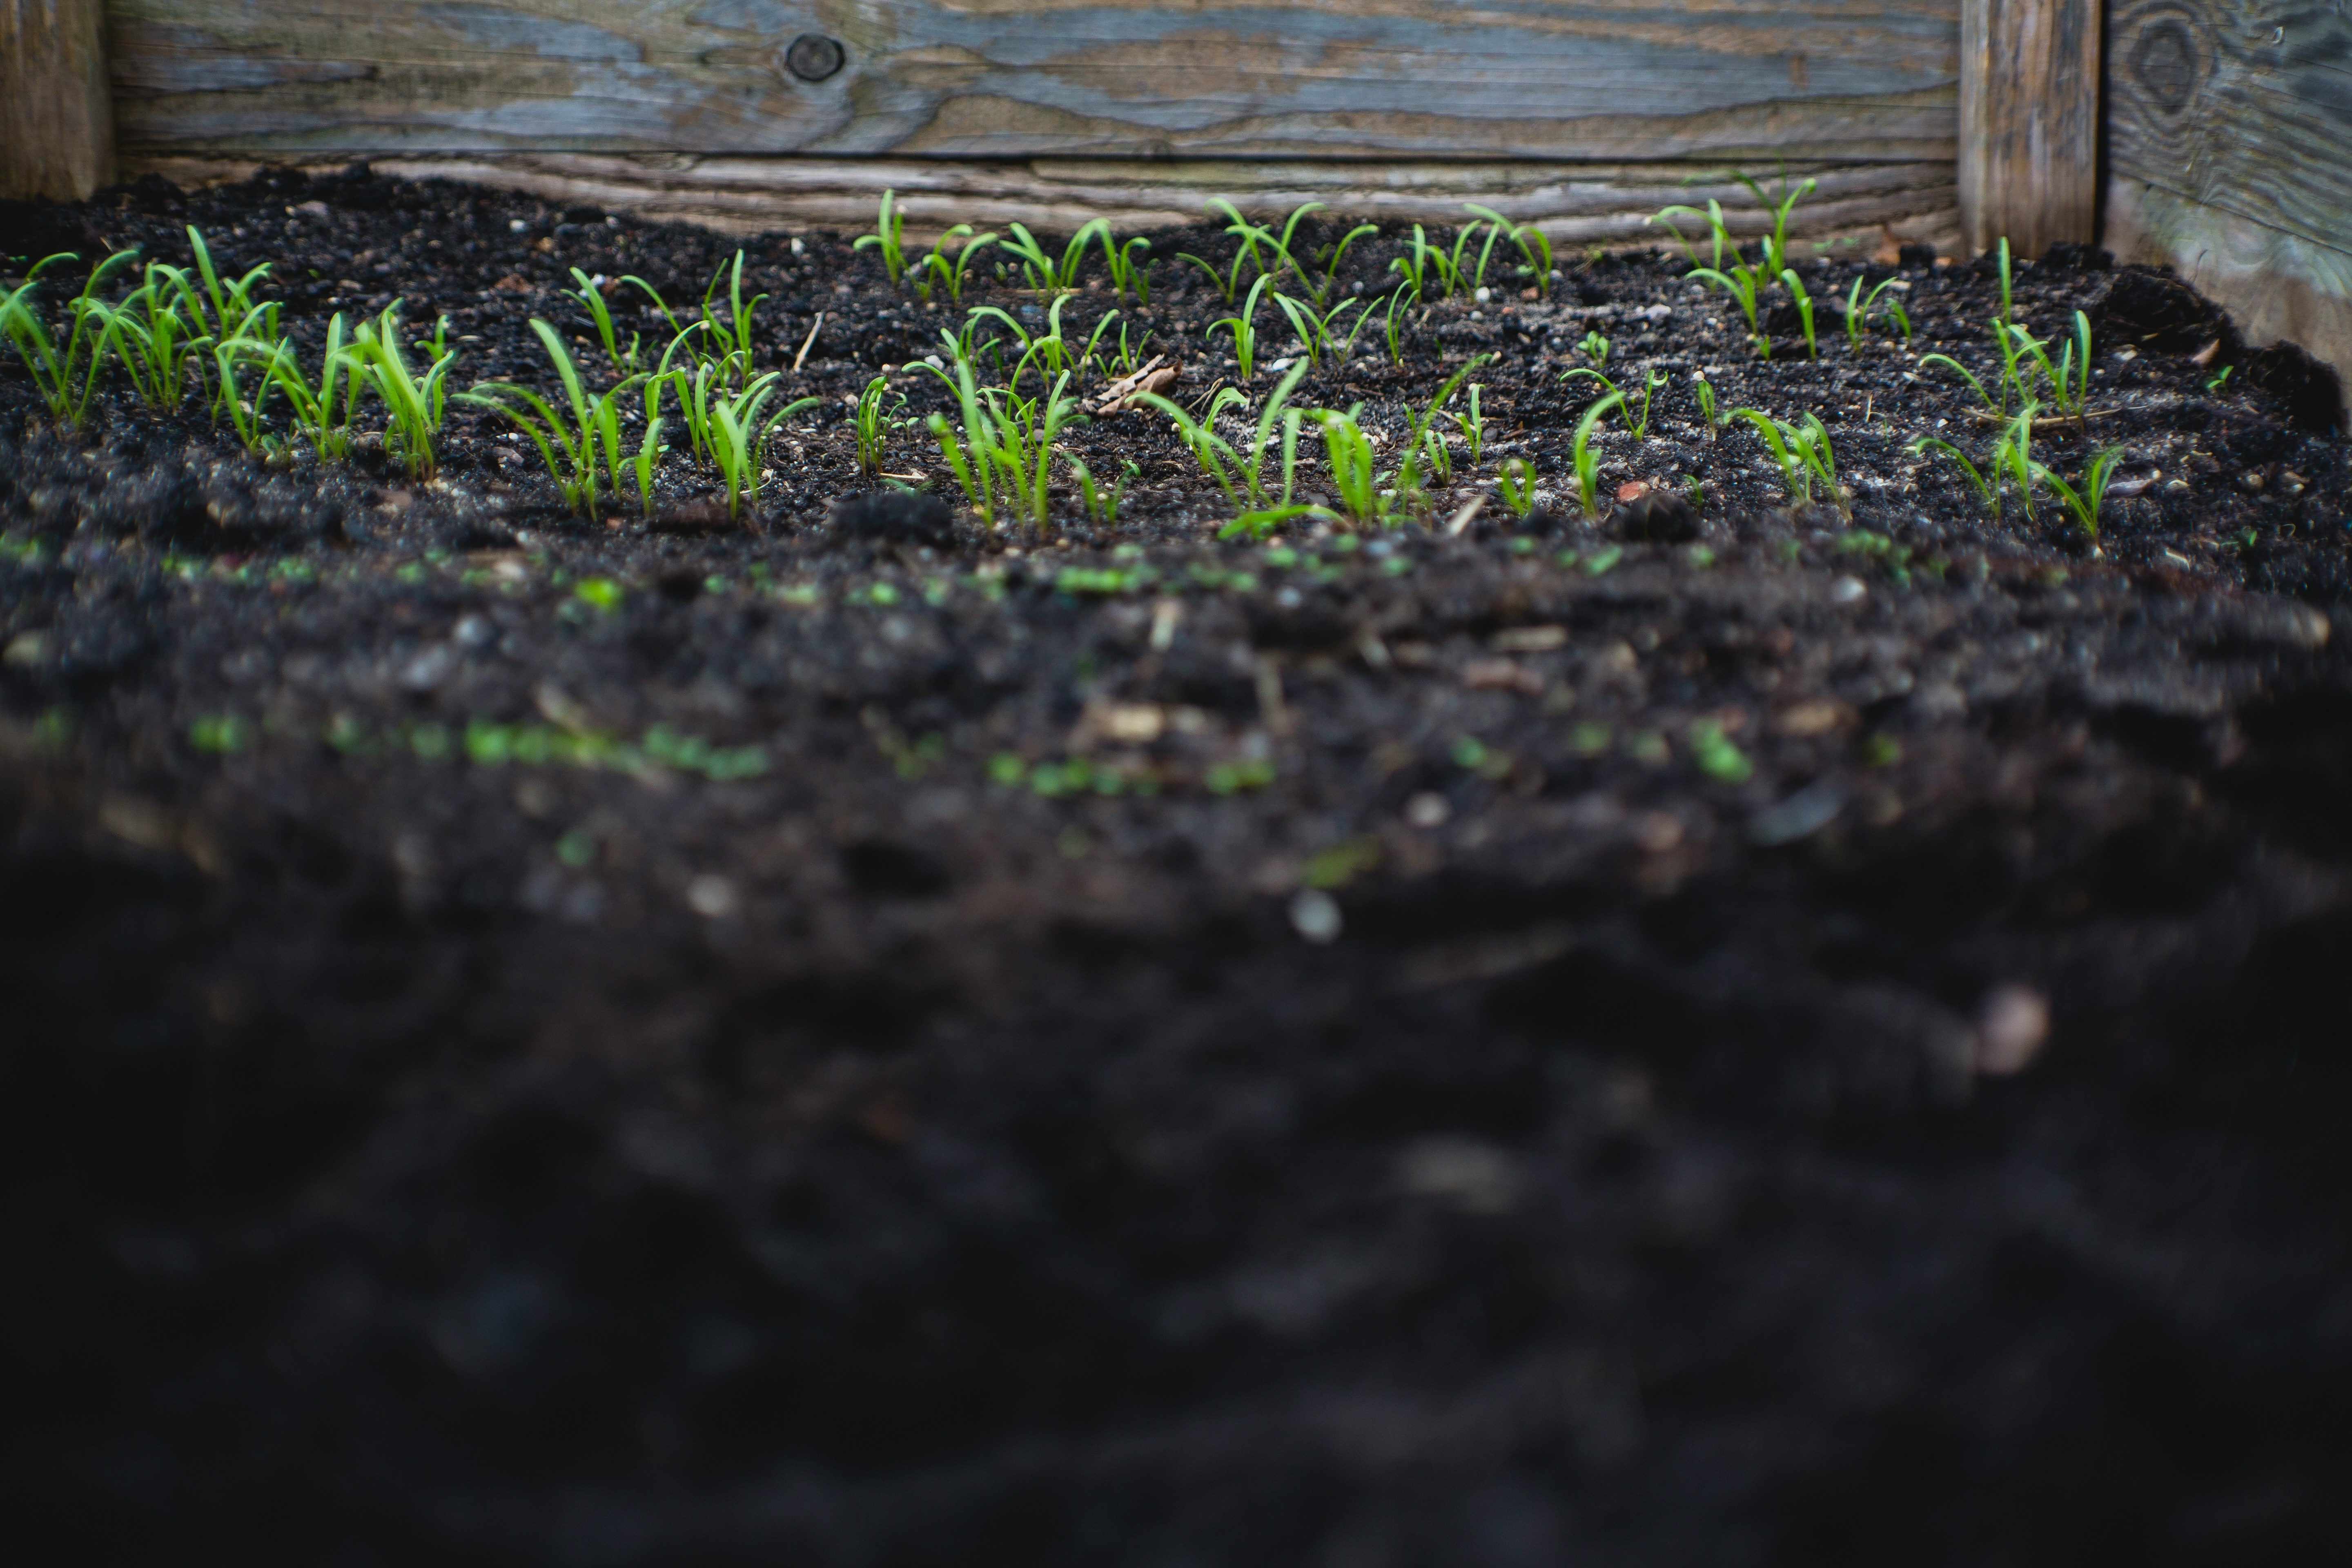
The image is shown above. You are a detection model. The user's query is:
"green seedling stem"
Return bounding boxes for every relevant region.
[459,319,642,520]
[1310,223,1379,306]
[1579,330,1610,364]
[1737,173,1818,278]
[1383,288,1413,364]
[1272,290,1368,368]
[1729,407,1845,516]
[209,333,281,454]
[1068,455,1140,528]
[94,258,212,410]
[1780,268,1818,358]
[1497,456,1538,518]
[1213,274,1271,380]
[1140,359,1310,515]
[1688,261,1768,357]
[1003,219,1105,293]
[2,250,139,428]
[1571,392,1625,519]
[1450,383,1486,468]
[1997,401,2040,520]
[854,373,907,476]
[1648,198,1733,272]
[634,416,666,520]
[1693,372,1722,436]
[351,301,455,480]
[1463,204,1553,293]
[916,225,996,305]
[705,371,818,521]
[1313,406,1389,530]
[259,312,366,461]
[1392,354,1494,509]
[568,268,641,377]
[1919,350,1998,411]
[854,189,909,285]
[698,252,766,388]
[984,372,1086,533]
[2033,445,2125,537]
[1099,229,1153,304]
[1845,274,1913,349]
[1910,435,2000,519]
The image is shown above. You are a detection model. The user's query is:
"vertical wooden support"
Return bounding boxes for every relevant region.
[1,0,116,203]
[1958,0,2103,262]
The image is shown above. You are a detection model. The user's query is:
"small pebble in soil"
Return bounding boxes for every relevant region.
[1288,888,1343,944]
[1404,792,1452,828]
[1976,985,2051,1076]
[686,875,739,919]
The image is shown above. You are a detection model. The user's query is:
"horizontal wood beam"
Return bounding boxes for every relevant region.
[2,0,116,201]
[120,151,1965,254]
[1957,0,2101,260]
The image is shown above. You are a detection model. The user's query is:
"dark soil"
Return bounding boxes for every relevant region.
[7,165,2352,1564]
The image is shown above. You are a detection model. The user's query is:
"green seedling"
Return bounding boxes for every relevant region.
[568,268,641,377]
[1383,288,1414,365]
[1780,268,1818,358]
[1003,219,1107,293]
[460,320,642,520]
[1449,383,1487,468]
[92,256,212,409]
[1068,455,1140,528]
[1919,349,1998,411]
[1844,274,1913,348]
[1648,197,1734,272]
[2011,309,2095,420]
[1463,204,1553,293]
[854,189,909,285]
[1579,330,1610,364]
[986,372,1087,533]
[2206,363,2234,394]
[1390,354,1494,510]
[1389,224,1437,303]
[1307,222,1379,306]
[853,373,909,477]
[1271,290,1368,368]
[2034,446,2125,537]
[186,227,279,350]
[915,225,997,305]
[1312,406,1389,530]
[258,312,366,461]
[1212,274,1272,380]
[349,301,455,480]
[634,415,666,520]
[1996,400,2039,518]
[1730,408,1847,517]
[1910,434,2000,518]
[1099,227,1153,304]
[1689,257,1768,357]
[1108,321,1157,376]
[1452,220,1501,293]
[1570,391,1624,518]
[1137,359,1311,514]
[209,332,282,454]
[1561,362,1666,440]
[2,250,139,428]
[1497,455,1538,519]
[693,369,818,521]
[1737,173,1817,278]
[1693,372,1722,436]
[699,252,767,387]
[1995,236,2014,327]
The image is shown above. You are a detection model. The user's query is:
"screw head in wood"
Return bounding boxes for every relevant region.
[785,33,846,82]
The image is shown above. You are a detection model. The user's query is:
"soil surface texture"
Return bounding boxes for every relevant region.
[7,166,2352,1564]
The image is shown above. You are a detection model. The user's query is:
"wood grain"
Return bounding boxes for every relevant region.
[2105,0,2352,402]
[1956,0,2100,259]
[105,0,1960,163]
[3,0,116,201]
[120,151,1964,253]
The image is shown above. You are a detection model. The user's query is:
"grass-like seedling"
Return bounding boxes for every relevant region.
[1579,330,1610,364]
[853,373,908,477]
[1098,227,1153,304]
[460,319,639,520]
[1918,349,1998,411]
[967,297,1119,390]
[568,267,641,377]
[1561,362,1665,440]
[1739,173,1817,279]
[633,415,666,521]
[2206,364,2234,395]
[1844,274,1913,349]
[186,227,280,351]
[2,250,139,428]
[209,333,282,455]
[1386,354,1493,510]
[1690,258,1768,357]
[2011,309,2095,421]
[1453,220,1503,294]
[1910,434,2000,518]
[1692,372,1722,437]
[1780,269,1818,358]
[686,368,818,521]
[699,252,767,386]
[1213,275,1271,380]
[1570,392,1625,518]
[93,256,211,410]
[1137,359,1311,515]
[1067,455,1140,528]
[1649,197,1734,272]
[854,189,909,285]
[1463,204,1553,293]
[1731,408,1847,517]
[349,302,455,480]
[2033,446,2127,537]
[1450,383,1487,468]
[989,373,1087,532]
[1307,222,1379,306]
[1383,288,1414,365]
[1271,290,1368,368]
[1498,455,1537,519]
[1004,220,1107,294]
[1996,400,2039,519]
[258,312,366,461]
[1313,406,1390,530]
[915,225,996,306]
[1388,224,1437,303]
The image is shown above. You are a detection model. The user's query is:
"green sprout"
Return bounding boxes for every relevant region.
[1306,221,1380,306]
[1689,255,1768,357]
[1002,219,1106,293]
[2,249,140,428]
[915,225,997,306]
[2033,447,2125,537]
[1910,435,2000,519]
[1463,204,1554,293]
[1313,406,1390,530]
[349,301,455,480]
[1561,361,1666,440]
[91,254,212,410]
[1692,372,1722,437]
[1844,274,1913,348]
[1729,408,1847,518]
[258,312,366,461]
[1212,274,1271,380]
[1571,392,1625,518]
[1448,383,1487,468]
[1383,288,1414,365]
[1271,289,1368,368]
[567,267,640,377]
[1497,456,1538,519]
[634,414,666,521]
[1098,227,1154,304]
[694,369,818,521]
[1068,455,1140,528]
[460,320,642,520]
[2206,363,2234,394]
[854,373,909,476]
[855,189,909,285]
[1579,330,1610,364]
[1780,268,1818,358]
[1919,349,1998,411]
[1136,359,1311,516]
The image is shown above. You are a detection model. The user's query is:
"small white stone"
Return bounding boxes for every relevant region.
[686,874,739,919]
[1976,984,2049,1075]
[1474,286,1492,304]
[1288,888,1342,944]
[1830,575,1869,605]
[1404,791,1451,829]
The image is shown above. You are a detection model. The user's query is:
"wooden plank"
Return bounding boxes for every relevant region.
[1956,0,2100,260]
[120,151,1964,252]
[2,0,116,201]
[105,0,1960,163]
[2106,0,2352,401]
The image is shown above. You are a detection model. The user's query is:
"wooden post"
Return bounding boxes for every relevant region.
[1,0,116,203]
[1958,0,2103,262]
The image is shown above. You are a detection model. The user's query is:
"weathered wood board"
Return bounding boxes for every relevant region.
[2107,0,2352,397]
[105,0,1960,162]
[3,0,116,200]
[1957,0,2099,259]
